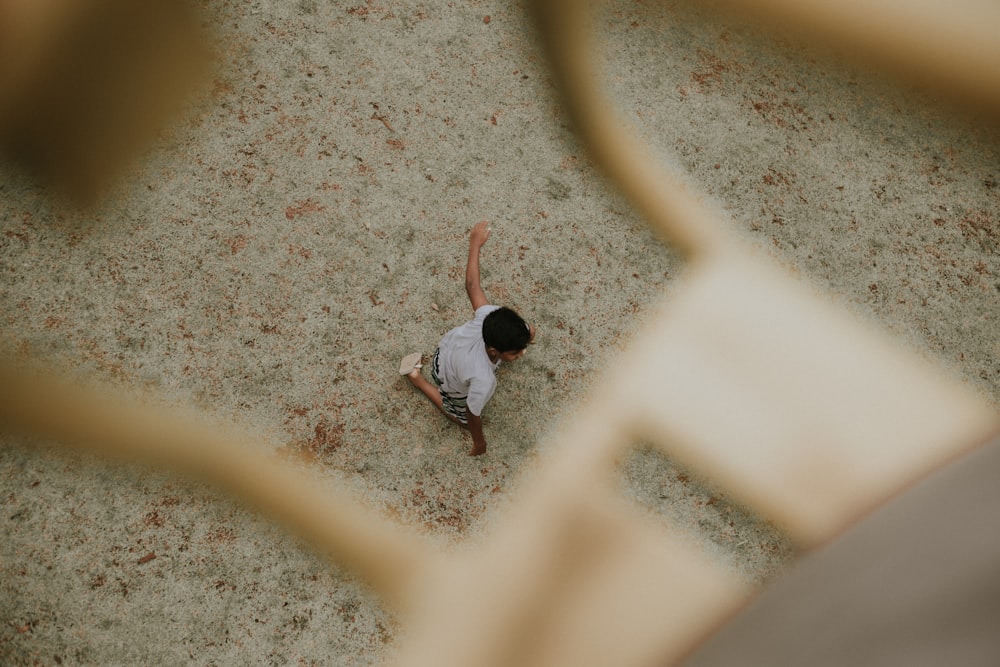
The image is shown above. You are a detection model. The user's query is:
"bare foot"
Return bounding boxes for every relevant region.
[469,445,486,456]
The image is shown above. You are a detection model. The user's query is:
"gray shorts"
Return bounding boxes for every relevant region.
[431,348,468,424]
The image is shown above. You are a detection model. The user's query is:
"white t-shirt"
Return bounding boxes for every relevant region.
[436,305,501,417]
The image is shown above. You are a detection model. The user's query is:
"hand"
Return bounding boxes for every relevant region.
[469,220,491,249]
[467,414,487,456]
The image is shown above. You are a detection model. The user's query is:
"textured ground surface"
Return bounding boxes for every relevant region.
[2,1,998,665]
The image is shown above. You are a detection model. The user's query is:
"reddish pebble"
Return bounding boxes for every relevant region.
[483,16,491,24]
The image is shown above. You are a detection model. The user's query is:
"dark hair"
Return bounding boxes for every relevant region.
[482,307,530,352]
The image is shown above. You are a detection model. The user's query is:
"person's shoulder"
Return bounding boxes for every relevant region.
[474,304,500,319]
[469,355,498,384]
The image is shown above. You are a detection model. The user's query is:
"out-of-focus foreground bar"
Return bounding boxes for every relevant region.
[0,0,212,204]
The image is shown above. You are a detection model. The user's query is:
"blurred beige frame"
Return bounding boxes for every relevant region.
[2,1,1000,665]
[0,0,211,204]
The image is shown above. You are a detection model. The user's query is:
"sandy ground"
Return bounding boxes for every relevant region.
[2,1,998,665]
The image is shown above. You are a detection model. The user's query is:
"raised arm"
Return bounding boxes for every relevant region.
[465,221,491,311]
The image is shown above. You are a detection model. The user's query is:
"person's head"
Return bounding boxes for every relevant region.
[483,307,531,361]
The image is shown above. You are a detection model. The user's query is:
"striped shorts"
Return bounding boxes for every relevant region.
[431,348,468,424]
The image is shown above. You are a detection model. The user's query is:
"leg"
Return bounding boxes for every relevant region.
[405,368,467,428]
